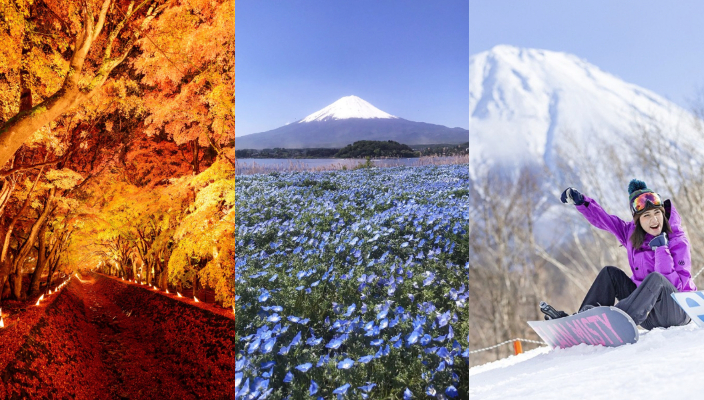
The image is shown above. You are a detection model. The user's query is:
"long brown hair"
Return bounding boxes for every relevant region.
[630,206,673,248]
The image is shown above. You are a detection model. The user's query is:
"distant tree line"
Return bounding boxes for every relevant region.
[235,148,339,159]
[236,140,424,159]
[412,142,469,156]
[335,140,419,158]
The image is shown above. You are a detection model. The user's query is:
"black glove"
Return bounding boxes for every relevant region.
[649,232,668,250]
[560,187,584,206]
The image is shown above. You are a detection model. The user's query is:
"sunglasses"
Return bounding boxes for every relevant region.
[631,192,662,214]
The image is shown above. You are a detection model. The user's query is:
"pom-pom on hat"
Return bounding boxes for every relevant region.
[628,179,662,217]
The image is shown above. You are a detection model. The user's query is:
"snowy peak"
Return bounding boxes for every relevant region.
[467,45,696,168]
[300,95,398,123]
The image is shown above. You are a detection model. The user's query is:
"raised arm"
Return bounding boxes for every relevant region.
[561,188,631,246]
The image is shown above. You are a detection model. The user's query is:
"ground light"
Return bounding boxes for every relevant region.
[0,317,3,328]
[194,297,200,303]
[177,292,182,297]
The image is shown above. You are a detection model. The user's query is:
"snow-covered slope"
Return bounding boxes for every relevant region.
[468,323,704,399]
[300,95,398,122]
[468,45,698,169]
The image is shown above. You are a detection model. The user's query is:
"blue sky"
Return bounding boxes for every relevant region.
[237,1,469,136]
[470,1,704,109]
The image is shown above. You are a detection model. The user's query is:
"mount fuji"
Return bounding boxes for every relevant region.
[235,95,469,149]
[468,45,700,172]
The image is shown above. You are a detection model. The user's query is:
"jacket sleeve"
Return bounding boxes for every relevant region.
[655,236,692,291]
[576,195,630,247]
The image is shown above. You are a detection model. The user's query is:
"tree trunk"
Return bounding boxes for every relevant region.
[10,269,23,300]
[28,224,48,296]
[0,178,17,218]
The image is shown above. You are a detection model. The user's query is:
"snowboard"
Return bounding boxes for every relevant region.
[671,290,704,328]
[528,306,639,349]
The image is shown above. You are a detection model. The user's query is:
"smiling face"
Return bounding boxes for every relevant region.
[639,208,664,236]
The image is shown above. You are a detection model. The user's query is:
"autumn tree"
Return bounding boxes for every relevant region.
[134,0,235,173]
[0,0,171,168]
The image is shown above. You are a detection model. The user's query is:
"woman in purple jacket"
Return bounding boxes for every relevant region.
[543,179,696,330]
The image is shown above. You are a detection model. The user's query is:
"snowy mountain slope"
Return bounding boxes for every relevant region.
[467,323,704,399]
[299,95,398,122]
[468,45,699,170]
[236,96,468,149]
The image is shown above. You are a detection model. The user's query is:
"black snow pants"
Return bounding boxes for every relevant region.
[578,266,691,330]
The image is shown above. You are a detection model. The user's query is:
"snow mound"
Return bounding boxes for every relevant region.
[300,95,398,122]
[468,323,704,399]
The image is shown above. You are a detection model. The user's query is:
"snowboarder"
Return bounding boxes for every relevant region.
[542,179,696,330]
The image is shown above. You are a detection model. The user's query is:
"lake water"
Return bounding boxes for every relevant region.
[235,157,465,175]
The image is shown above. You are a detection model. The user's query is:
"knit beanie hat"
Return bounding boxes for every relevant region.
[628,179,662,218]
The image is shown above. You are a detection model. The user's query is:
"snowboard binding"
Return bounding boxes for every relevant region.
[540,301,569,320]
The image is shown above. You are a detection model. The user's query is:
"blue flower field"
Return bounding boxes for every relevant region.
[235,165,470,399]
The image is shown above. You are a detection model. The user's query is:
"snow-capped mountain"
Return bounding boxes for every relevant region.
[299,95,398,122]
[236,96,468,149]
[468,45,699,170]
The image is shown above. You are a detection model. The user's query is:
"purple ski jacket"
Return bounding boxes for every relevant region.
[577,195,697,292]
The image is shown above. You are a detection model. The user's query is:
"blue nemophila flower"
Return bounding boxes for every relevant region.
[370,338,384,346]
[261,360,275,369]
[358,383,377,393]
[376,309,388,320]
[309,380,319,395]
[358,355,374,364]
[345,303,356,316]
[267,314,281,323]
[437,346,451,360]
[333,383,351,395]
[316,354,329,367]
[235,372,242,388]
[420,334,432,346]
[337,358,355,369]
[404,388,414,399]
[258,292,270,302]
[248,338,261,354]
[238,378,249,397]
[295,363,313,373]
[426,385,437,396]
[445,385,459,398]
[262,337,277,354]
[252,377,269,392]
[407,329,421,345]
[436,361,446,372]
[283,371,294,383]
[326,337,344,349]
[306,334,322,346]
[290,331,302,347]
